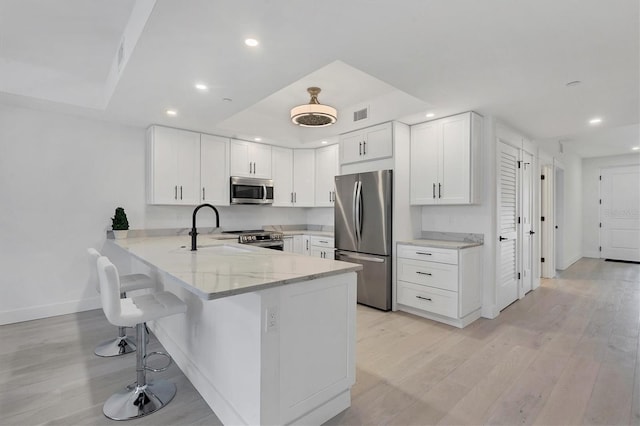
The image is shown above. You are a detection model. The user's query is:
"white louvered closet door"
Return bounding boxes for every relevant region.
[497,141,519,311]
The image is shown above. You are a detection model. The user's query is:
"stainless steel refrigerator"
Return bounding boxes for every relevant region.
[334,170,392,311]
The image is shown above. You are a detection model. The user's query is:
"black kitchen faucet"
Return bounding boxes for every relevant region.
[190,203,220,251]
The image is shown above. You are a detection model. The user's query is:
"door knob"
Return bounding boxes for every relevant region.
[529,230,535,235]
[499,236,508,241]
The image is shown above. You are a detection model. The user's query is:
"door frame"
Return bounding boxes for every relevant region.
[540,164,556,278]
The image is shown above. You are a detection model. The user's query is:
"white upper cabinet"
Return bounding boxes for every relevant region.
[147,126,200,205]
[339,122,393,165]
[271,147,315,207]
[271,147,293,206]
[293,149,315,207]
[200,134,230,206]
[315,144,339,207]
[230,139,272,178]
[410,112,482,205]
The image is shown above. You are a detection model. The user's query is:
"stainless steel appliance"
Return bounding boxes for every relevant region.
[230,177,274,205]
[334,170,392,311]
[226,230,284,250]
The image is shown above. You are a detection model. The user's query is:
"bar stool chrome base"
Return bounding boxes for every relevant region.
[94,335,136,357]
[103,379,176,420]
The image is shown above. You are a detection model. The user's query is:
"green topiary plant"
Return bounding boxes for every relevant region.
[112,207,130,231]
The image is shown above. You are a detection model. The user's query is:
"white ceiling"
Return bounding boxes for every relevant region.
[0,0,638,155]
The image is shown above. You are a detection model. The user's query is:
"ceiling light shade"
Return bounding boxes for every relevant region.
[291,87,337,127]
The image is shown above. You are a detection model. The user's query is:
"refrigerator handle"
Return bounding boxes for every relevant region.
[336,251,385,263]
[357,181,363,240]
[352,181,359,244]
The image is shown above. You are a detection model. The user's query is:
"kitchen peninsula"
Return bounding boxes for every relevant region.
[108,234,361,426]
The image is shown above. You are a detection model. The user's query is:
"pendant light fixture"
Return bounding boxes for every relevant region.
[290,87,337,127]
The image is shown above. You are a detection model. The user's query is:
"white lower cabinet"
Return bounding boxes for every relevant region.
[396,243,482,328]
[310,236,335,259]
[283,236,294,252]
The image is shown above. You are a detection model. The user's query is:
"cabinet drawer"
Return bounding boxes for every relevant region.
[397,282,458,318]
[397,258,458,292]
[309,236,334,248]
[397,245,458,265]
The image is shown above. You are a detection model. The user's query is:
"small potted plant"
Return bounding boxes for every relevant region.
[111,207,130,239]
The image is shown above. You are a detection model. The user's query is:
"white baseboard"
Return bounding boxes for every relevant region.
[0,296,102,325]
[481,304,499,319]
[560,254,582,270]
[582,251,600,259]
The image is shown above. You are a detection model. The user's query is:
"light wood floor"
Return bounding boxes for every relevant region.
[2,258,638,425]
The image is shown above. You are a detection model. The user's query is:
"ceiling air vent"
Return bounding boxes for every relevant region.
[353,107,368,122]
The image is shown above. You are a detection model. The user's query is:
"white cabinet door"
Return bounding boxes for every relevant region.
[283,237,294,252]
[230,140,272,178]
[363,123,393,160]
[293,150,315,207]
[339,132,365,165]
[200,134,229,205]
[272,147,293,206]
[410,121,439,205]
[339,122,392,165]
[251,143,272,179]
[315,144,338,207]
[230,139,252,177]
[439,113,470,204]
[293,235,304,254]
[147,126,200,205]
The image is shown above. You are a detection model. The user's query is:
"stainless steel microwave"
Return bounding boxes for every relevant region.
[230,176,274,205]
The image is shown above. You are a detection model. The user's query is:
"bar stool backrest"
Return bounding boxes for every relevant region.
[87,248,101,293]
[97,256,123,325]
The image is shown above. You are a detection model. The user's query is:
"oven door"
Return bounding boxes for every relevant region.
[248,241,284,251]
[230,177,274,204]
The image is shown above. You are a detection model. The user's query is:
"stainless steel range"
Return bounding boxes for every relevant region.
[225,230,284,250]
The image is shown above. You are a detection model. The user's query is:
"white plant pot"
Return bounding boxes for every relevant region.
[113,230,128,240]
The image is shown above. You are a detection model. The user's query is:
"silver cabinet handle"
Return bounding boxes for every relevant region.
[319,240,328,244]
[202,187,205,200]
[294,192,297,203]
[363,141,366,155]
[174,185,177,200]
[416,271,432,276]
[249,162,252,174]
[291,192,294,203]
[306,240,309,250]
[329,191,332,202]
[180,185,183,200]
[416,252,432,256]
[359,142,362,155]
[416,295,432,301]
[438,182,442,198]
[433,183,436,199]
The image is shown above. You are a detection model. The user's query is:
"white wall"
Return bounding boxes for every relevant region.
[537,141,583,269]
[582,153,640,258]
[0,104,310,324]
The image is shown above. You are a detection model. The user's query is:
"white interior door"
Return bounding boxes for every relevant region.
[520,151,534,295]
[497,141,519,311]
[541,165,555,277]
[600,165,640,261]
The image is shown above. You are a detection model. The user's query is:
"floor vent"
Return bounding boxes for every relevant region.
[353,107,368,122]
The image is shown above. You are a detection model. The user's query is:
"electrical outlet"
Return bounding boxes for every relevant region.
[265,306,279,332]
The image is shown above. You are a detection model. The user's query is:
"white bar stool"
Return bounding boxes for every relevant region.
[88,248,155,357]
[97,255,187,420]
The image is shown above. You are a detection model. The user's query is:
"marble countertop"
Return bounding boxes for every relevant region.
[398,239,483,249]
[108,235,360,300]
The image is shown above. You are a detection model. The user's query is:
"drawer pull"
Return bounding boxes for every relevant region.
[416,252,432,256]
[318,240,328,244]
[416,295,432,301]
[416,271,432,276]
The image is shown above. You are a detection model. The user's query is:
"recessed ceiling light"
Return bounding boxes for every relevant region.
[566,80,582,87]
[254,137,262,142]
[195,83,208,91]
[166,109,177,116]
[222,97,232,102]
[632,146,640,151]
[589,117,602,125]
[425,113,435,118]
[321,141,328,144]
[245,38,259,47]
